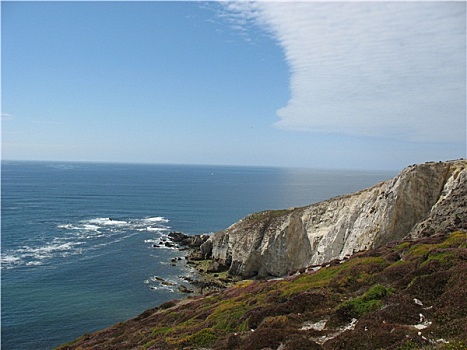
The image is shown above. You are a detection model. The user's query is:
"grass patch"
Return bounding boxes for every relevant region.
[332,256,391,289]
[207,300,252,332]
[150,326,172,336]
[403,232,466,263]
[338,284,394,319]
[179,328,219,347]
[439,231,467,249]
[394,241,411,251]
[421,250,456,267]
[405,244,433,261]
[279,265,342,296]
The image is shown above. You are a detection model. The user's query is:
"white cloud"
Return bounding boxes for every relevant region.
[223,2,466,143]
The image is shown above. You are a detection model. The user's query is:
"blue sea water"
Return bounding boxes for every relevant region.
[1,161,396,349]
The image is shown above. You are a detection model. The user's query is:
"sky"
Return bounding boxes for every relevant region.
[2,1,466,171]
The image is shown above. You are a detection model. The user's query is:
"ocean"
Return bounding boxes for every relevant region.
[1,161,396,349]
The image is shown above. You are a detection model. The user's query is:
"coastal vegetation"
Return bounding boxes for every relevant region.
[57,231,467,350]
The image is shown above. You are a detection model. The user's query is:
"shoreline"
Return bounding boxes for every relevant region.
[162,231,238,295]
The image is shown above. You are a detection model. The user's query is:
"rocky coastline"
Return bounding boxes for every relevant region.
[159,231,237,294]
[58,230,467,350]
[167,159,466,290]
[159,159,467,294]
[57,159,467,350]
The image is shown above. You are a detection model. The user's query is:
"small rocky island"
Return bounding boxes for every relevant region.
[57,160,466,350]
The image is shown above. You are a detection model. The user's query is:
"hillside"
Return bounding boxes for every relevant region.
[57,231,466,350]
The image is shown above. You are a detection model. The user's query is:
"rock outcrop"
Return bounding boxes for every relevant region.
[202,160,467,278]
[168,231,210,248]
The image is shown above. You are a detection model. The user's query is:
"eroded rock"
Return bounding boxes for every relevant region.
[207,160,467,278]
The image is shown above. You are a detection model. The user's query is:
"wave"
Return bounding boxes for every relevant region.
[1,215,171,270]
[1,255,21,264]
[143,216,170,223]
[88,218,128,226]
[139,227,167,232]
[1,242,82,269]
[144,275,180,293]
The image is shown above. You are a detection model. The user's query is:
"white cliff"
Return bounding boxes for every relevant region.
[202,160,467,278]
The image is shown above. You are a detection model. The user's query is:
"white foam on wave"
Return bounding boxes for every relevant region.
[87,218,128,226]
[57,224,76,230]
[81,233,106,239]
[4,214,171,270]
[17,242,75,259]
[1,255,22,269]
[1,241,79,269]
[149,285,175,292]
[145,227,167,232]
[58,223,100,232]
[82,224,101,231]
[58,216,171,232]
[1,255,21,263]
[143,217,169,223]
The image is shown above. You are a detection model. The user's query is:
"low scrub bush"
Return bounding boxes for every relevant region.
[338,284,393,319]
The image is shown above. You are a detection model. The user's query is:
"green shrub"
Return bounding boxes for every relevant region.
[364,284,393,300]
[339,284,393,319]
[421,250,456,268]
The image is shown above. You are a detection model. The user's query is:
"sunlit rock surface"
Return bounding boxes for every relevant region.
[205,160,467,277]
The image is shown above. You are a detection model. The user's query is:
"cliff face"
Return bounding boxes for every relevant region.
[203,160,467,278]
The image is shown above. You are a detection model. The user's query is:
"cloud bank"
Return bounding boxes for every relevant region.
[223,2,466,143]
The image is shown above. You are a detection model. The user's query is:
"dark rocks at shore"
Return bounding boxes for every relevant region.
[149,231,238,295]
[148,276,177,291]
[181,275,231,292]
[151,231,213,263]
[162,231,232,293]
[178,285,194,293]
[168,231,210,248]
[186,250,204,261]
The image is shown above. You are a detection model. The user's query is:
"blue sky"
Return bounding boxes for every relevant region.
[2,1,466,171]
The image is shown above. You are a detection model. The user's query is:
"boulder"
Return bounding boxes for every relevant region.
[178,285,194,293]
